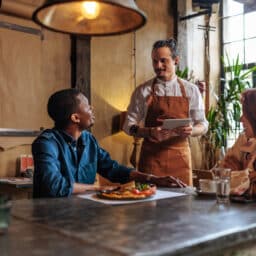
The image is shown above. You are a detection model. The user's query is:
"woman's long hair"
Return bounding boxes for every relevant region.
[242,89,256,137]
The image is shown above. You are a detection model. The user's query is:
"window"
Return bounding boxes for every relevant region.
[222,0,256,147]
[223,0,256,67]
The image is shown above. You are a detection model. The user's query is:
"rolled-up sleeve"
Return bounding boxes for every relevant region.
[96,146,134,183]
[123,85,149,135]
[188,83,208,134]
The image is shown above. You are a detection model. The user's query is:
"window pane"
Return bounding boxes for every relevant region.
[223,0,244,17]
[245,38,256,63]
[223,41,244,64]
[245,12,256,38]
[223,15,243,43]
[242,69,253,85]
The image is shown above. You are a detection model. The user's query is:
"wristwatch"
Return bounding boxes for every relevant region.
[129,125,139,136]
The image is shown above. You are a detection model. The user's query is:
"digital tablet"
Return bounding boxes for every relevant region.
[162,118,192,130]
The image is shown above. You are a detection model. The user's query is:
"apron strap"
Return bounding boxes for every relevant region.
[146,78,157,106]
[177,78,187,98]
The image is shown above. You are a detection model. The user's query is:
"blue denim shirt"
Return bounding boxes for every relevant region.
[32,128,133,198]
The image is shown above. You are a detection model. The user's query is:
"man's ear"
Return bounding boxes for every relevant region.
[70,113,80,123]
[174,56,180,65]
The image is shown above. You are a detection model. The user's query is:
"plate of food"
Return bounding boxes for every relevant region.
[97,182,156,200]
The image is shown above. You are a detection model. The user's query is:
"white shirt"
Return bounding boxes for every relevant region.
[123,76,208,134]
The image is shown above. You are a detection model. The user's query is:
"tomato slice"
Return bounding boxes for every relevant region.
[140,189,154,196]
[131,188,141,195]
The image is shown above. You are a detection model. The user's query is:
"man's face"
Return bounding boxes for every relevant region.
[76,93,95,130]
[151,46,178,81]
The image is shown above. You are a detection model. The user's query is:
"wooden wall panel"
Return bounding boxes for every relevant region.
[0,14,70,176]
[0,0,175,175]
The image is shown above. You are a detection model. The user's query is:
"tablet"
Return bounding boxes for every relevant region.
[162,118,192,130]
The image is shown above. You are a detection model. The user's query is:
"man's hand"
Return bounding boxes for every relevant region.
[173,124,193,138]
[149,127,175,142]
[149,125,193,142]
[129,170,187,188]
[153,176,187,188]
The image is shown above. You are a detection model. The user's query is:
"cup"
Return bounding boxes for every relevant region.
[199,179,216,193]
[212,168,231,204]
[0,194,12,235]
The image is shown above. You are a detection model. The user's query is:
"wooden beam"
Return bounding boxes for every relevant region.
[70,36,91,102]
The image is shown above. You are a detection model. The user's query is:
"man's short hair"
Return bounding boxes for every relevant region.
[47,88,82,128]
[152,38,178,59]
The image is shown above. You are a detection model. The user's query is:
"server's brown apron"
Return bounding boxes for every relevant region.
[138,78,192,185]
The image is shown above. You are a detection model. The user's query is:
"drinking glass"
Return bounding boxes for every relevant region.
[212,168,231,204]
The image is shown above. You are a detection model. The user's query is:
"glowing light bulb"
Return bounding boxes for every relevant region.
[82,1,100,19]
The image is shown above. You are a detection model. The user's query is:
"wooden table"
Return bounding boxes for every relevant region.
[2,189,256,255]
[0,178,32,199]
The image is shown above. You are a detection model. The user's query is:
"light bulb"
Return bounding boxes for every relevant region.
[81,1,100,20]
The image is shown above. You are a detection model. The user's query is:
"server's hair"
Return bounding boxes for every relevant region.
[152,38,178,59]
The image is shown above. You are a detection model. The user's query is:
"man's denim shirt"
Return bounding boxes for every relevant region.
[32,128,133,198]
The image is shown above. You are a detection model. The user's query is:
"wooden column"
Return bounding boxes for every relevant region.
[71,36,91,101]
[204,14,211,113]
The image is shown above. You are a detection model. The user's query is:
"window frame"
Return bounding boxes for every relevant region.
[221,0,256,147]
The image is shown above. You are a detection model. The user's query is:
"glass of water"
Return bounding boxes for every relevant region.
[212,168,231,204]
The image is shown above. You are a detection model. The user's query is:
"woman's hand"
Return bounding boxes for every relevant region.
[244,152,256,170]
[249,171,256,183]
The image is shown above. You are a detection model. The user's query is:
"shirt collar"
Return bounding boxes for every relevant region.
[57,129,77,147]
[55,128,87,147]
[156,76,177,86]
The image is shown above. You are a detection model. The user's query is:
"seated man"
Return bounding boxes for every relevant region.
[32,88,186,198]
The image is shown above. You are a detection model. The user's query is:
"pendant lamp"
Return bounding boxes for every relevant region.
[32,0,147,36]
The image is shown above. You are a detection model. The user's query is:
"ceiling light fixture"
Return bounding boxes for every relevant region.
[32,0,147,36]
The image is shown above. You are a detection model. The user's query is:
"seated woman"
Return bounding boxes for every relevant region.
[220,89,256,195]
